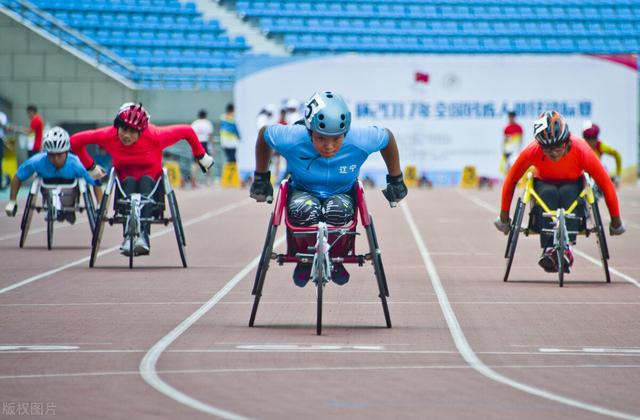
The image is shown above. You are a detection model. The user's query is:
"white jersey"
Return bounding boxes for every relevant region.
[0,111,7,138]
[191,118,214,143]
[256,113,276,130]
[285,110,302,126]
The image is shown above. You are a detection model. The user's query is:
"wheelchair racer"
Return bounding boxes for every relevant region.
[494,110,625,273]
[250,91,407,287]
[70,103,214,256]
[582,121,622,187]
[5,127,95,223]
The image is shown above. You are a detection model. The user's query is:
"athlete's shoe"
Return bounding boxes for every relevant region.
[331,263,350,285]
[120,236,132,256]
[65,211,76,225]
[562,247,573,273]
[538,247,557,273]
[293,263,312,287]
[134,236,150,255]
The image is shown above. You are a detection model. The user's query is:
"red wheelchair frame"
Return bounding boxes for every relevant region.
[249,179,391,334]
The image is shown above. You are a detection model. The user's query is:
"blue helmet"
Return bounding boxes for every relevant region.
[304,91,351,136]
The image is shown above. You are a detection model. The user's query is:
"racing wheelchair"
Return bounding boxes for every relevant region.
[89,168,186,269]
[503,172,610,287]
[19,177,96,250]
[249,179,391,335]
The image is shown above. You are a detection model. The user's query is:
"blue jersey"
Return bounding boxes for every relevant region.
[16,152,95,185]
[265,124,389,199]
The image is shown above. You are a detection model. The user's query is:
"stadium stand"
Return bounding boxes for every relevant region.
[239,0,640,54]
[0,0,248,90]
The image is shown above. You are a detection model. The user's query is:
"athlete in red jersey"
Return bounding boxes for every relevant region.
[71,103,214,255]
[494,111,625,273]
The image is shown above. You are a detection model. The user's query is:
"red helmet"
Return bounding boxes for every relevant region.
[582,121,600,139]
[114,102,149,132]
[534,110,569,148]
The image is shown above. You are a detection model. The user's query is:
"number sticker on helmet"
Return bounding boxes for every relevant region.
[533,117,548,136]
[304,93,326,122]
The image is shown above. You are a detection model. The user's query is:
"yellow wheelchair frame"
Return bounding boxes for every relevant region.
[503,172,610,287]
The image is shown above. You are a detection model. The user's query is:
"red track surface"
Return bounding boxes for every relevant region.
[1,186,639,419]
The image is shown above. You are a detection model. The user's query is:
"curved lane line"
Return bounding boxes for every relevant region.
[139,236,285,419]
[401,201,638,420]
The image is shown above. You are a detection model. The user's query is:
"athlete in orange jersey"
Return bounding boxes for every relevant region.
[494,111,625,273]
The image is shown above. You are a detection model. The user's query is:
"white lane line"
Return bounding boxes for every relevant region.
[464,194,640,289]
[0,219,88,241]
[540,348,640,354]
[139,235,285,420]
[3,300,639,308]
[0,199,250,296]
[401,201,639,420]
[572,248,640,288]
[4,348,640,357]
[6,363,640,381]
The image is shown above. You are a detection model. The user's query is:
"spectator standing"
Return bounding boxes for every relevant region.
[26,104,44,157]
[191,109,214,186]
[219,103,240,163]
[501,110,523,175]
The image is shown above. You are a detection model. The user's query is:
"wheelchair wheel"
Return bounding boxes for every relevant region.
[591,200,611,283]
[127,206,136,270]
[167,191,187,268]
[46,193,54,251]
[83,188,96,235]
[316,268,324,336]
[503,198,525,282]
[19,192,36,248]
[365,216,391,328]
[249,216,278,327]
[90,188,111,268]
[556,248,564,287]
[368,216,389,297]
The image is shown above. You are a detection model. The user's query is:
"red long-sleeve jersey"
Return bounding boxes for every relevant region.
[71,124,205,180]
[501,135,620,217]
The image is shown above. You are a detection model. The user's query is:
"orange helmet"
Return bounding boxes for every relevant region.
[533,110,569,148]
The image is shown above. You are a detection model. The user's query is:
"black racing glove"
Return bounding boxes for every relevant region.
[382,173,408,207]
[249,171,274,203]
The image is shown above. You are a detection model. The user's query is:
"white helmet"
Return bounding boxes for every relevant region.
[43,126,70,153]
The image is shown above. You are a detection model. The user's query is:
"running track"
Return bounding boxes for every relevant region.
[1,186,639,419]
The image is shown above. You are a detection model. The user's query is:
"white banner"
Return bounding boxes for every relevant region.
[235,54,638,185]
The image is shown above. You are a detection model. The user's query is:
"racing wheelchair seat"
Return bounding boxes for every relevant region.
[503,172,610,287]
[19,176,96,250]
[89,167,186,269]
[249,179,391,335]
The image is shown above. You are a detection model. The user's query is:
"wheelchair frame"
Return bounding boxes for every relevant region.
[89,168,187,269]
[249,179,391,335]
[19,177,96,250]
[503,172,610,287]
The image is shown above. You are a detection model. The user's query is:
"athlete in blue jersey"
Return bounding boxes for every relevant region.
[250,91,407,286]
[5,127,95,221]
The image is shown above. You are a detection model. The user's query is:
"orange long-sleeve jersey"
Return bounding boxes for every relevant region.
[501,135,620,217]
[71,124,205,180]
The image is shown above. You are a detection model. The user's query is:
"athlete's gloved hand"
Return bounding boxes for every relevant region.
[197,153,214,173]
[494,217,511,235]
[382,173,408,208]
[5,200,17,217]
[88,163,106,180]
[609,221,626,236]
[249,171,273,203]
[611,176,620,188]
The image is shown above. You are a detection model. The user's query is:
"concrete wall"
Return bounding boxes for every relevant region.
[0,11,233,128]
